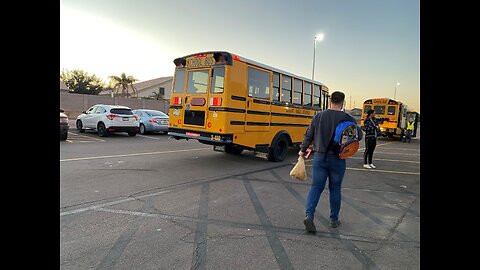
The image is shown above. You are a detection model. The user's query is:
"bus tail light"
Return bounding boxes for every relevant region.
[173,97,182,105]
[210,97,222,106]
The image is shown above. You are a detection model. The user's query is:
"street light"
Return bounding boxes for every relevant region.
[394,82,400,100]
[312,33,324,81]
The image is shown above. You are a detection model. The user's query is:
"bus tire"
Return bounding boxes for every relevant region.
[224,145,243,155]
[268,135,289,162]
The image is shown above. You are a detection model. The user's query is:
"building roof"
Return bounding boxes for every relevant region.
[100,76,173,95]
[131,76,173,91]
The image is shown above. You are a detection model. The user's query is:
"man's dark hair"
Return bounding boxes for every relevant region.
[367,109,375,117]
[330,91,345,105]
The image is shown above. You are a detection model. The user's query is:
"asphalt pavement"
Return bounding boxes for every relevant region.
[61,124,420,269]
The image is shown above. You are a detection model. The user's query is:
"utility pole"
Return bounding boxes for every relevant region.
[349,96,352,110]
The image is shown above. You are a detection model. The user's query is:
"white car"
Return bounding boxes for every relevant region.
[75,104,139,137]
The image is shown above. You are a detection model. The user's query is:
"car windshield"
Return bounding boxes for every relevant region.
[110,108,133,115]
[145,110,168,117]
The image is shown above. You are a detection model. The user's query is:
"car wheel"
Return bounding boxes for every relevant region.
[268,135,289,162]
[128,131,137,137]
[139,124,146,134]
[97,123,109,137]
[60,132,68,141]
[76,120,85,133]
[163,131,169,135]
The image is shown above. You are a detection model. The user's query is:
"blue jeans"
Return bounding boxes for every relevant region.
[305,153,346,221]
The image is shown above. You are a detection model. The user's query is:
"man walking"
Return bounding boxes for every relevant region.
[299,91,362,232]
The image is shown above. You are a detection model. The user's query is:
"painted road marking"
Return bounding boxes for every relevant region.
[304,164,419,175]
[60,189,174,216]
[345,167,419,175]
[67,132,105,141]
[137,134,164,140]
[60,148,211,162]
[373,152,419,156]
[376,147,420,151]
[348,157,420,164]
[358,141,395,151]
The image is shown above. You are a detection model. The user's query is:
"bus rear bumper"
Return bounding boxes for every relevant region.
[168,130,233,146]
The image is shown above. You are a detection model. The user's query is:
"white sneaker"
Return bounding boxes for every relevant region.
[369,164,376,169]
[363,164,372,169]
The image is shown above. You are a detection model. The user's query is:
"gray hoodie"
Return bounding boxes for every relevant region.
[300,109,361,155]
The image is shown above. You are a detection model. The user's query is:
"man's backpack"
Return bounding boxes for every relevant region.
[331,121,361,159]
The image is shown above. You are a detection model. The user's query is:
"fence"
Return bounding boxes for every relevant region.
[60,92,170,119]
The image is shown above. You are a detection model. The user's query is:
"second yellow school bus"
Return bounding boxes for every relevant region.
[168,51,329,161]
[360,97,418,139]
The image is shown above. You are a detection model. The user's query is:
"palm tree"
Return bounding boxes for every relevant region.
[108,73,139,98]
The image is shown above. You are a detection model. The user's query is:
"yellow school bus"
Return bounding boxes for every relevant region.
[360,98,418,139]
[168,51,329,161]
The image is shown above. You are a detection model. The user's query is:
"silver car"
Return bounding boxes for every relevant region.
[132,109,169,135]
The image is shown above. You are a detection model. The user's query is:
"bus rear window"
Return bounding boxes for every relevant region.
[374,106,385,115]
[187,70,209,94]
[364,105,371,113]
[387,106,396,115]
[173,69,186,93]
[210,67,225,94]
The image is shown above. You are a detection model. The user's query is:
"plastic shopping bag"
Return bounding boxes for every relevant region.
[290,156,306,181]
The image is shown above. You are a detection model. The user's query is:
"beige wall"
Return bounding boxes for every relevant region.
[138,80,173,99]
[60,92,170,119]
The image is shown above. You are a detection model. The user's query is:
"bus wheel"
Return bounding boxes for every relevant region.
[268,135,288,162]
[225,145,243,155]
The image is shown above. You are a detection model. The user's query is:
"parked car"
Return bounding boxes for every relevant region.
[132,109,169,135]
[76,104,139,137]
[60,108,69,141]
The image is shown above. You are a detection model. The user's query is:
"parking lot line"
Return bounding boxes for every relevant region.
[358,141,395,151]
[137,134,163,140]
[372,152,419,156]
[345,167,420,175]
[60,148,210,162]
[68,132,105,141]
[348,157,420,164]
[378,147,420,151]
[304,164,419,175]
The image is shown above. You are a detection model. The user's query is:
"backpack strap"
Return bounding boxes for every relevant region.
[323,112,336,161]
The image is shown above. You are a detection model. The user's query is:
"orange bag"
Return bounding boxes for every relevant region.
[290,156,306,181]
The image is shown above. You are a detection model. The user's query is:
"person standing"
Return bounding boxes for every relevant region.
[363,109,379,169]
[403,119,415,143]
[299,91,362,232]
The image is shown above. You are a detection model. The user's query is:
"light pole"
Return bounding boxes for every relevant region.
[312,33,324,81]
[394,82,400,100]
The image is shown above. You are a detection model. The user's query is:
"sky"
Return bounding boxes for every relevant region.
[60,0,420,112]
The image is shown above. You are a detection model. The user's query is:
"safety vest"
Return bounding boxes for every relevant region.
[407,121,414,130]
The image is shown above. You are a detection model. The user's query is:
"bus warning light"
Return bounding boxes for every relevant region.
[173,97,182,105]
[210,97,222,106]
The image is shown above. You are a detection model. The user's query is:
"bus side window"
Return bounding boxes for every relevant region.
[272,73,280,101]
[313,84,320,109]
[303,82,312,106]
[281,75,292,103]
[247,67,270,99]
[293,78,302,105]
